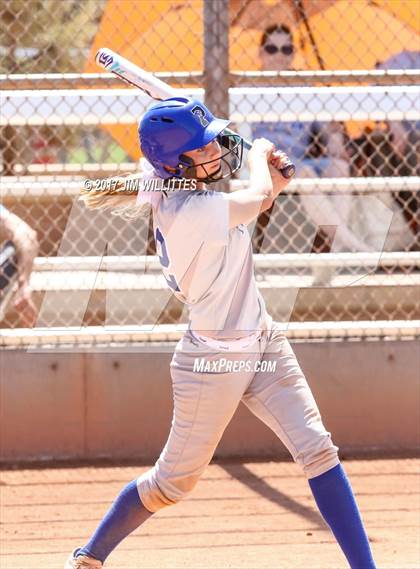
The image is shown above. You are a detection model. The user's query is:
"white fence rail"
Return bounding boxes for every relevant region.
[2,176,419,197]
[1,321,418,348]
[2,86,419,126]
[33,252,419,272]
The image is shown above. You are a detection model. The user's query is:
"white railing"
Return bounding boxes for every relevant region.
[2,85,419,126]
[2,175,419,197]
[33,252,419,272]
[2,69,419,88]
[0,321,418,348]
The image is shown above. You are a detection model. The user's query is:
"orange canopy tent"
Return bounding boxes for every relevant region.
[86,0,419,159]
[295,0,419,70]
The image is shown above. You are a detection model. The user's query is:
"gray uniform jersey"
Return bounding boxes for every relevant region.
[153,188,270,340]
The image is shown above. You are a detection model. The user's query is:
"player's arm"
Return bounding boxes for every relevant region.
[0,208,39,326]
[226,139,293,229]
[0,209,39,285]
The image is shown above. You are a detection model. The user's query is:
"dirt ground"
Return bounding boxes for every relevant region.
[1,458,419,569]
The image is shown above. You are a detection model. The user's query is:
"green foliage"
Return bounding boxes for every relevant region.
[67,140,132,165]
[0,0,106,73]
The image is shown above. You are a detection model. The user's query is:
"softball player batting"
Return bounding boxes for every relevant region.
[66,97,376,569]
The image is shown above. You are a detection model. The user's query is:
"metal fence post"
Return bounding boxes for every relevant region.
[203,0,230,192]
[203,0,229,119]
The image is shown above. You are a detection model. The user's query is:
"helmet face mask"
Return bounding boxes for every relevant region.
[179,133,243,184]
[139,97,243,183]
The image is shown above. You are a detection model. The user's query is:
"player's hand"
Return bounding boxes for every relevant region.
[269,150,295,186]
[248,138,275,166]
[270,150,293,171]
[14,283,38,328]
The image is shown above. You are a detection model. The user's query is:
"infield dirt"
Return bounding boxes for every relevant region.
[1,458,418,568]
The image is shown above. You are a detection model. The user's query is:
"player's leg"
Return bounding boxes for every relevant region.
[242,325,376,569]
[65,479,153,567]
[136,333,260,512]
[66,333,260,568]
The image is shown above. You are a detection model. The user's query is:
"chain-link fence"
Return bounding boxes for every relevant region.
[0,0,419,345]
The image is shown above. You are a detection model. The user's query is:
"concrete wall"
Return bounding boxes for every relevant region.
[1,340,419,463]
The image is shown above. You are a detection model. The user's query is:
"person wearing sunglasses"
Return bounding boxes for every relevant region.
[257,23,352,181]
[259,24,295,71]
[253,25,366,284]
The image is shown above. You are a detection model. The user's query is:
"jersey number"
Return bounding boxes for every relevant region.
[155,227,180,292]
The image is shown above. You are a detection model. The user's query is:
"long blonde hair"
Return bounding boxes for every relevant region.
[79,172,152,220]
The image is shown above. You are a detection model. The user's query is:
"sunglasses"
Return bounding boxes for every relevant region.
[263,44,294,56]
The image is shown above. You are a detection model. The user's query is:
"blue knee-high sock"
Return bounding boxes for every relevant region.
[77,479,153,563]
[308,464,376,569]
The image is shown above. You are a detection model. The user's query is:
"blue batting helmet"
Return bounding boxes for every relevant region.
[138,97,241,180]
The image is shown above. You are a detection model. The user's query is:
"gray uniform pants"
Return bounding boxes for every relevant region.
[137,321,339,513]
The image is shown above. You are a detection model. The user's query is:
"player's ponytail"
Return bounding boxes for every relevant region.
[79,172,152,220]
[80,158,169,219]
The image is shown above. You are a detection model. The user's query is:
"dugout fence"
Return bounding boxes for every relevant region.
[0,0,419,345]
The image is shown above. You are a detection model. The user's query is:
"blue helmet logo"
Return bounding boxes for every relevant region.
[191,105,210,127]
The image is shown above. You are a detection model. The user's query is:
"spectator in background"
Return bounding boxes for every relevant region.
[376,53,420,178]
[348,51,419,251]
[255,24,351,182]
[0,205,39,327]
[253,24,369,284]
[377,51,419,247]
